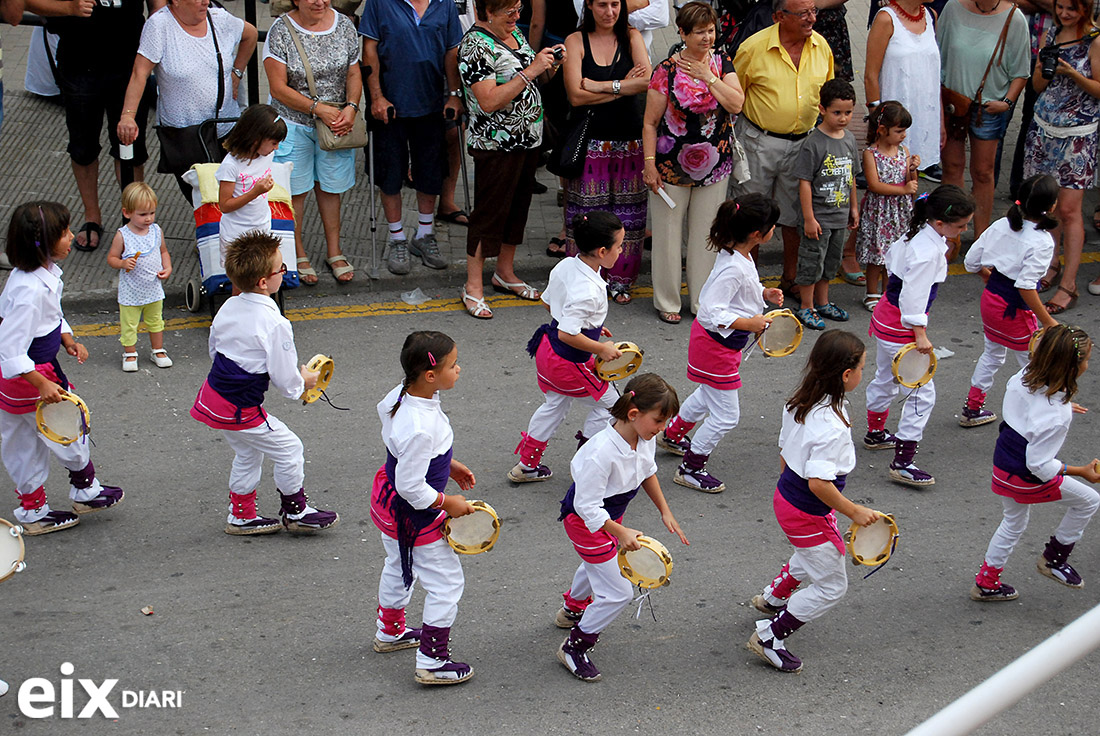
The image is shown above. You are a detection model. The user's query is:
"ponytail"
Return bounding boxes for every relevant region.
[905,184,974,240]
[609,373,680,422]
[1007,174,1058,232]
[389,331,456,416]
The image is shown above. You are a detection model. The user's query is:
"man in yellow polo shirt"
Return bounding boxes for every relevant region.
[734,0,833,293]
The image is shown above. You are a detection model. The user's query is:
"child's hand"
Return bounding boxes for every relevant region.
[662,511,689,545]
[123,255,138,272]
[256,174,275,194]
[909,154,921,172]
[65,342,88,364]
[763,287,784,306]
[600,326,614,339]
[449,460,476,491]
[848,505,879,528]
[300,364,320,390]
[1082,460,1100,483]
[914,334,933,354]
[804,218,821,240]
[848,208,859,231]
[441,493,475,518]
[904,180,919,195]
[597,341,622,363]
[743,314,770,334]
[38,381,64,405]
[157,265,173,280]
[1072,402,1088,414]
[978,266,992,284]
[614,525,643,551]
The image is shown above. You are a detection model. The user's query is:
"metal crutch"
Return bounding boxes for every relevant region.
[363,64,381,279]
[457,112,471,215]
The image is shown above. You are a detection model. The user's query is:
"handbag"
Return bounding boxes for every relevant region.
[283,19,367,151]
[156,11,226,175]
[548,108,593,179]
[940,4,1018,126]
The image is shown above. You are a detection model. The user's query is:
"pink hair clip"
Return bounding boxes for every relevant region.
[427,351,436,366]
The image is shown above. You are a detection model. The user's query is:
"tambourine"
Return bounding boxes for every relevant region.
[595,342,644,382]
[892,343,937,389]
[760,309,803,358]
[845,513,899,567]
[617,535,673,589]
[0,518,26,584]
[35,391,90,446]
[300,354,334,404]
[1028,327,1046,358]
[443,500,500,555]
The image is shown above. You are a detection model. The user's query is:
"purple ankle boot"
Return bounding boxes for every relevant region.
[558,626,601,682]
[889,440,935,487]
[415,624,473,685]
[747,611,805,673]
[279,488,339,533]
[1038,536,1084,588]
[674,451,726,493]
[68,462,125,515]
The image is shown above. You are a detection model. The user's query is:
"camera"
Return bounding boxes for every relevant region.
[1039,46,1061,79]
[552,46,564,62]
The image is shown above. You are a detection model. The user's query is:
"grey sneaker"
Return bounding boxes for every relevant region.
[386,240,411,275]
[409,234,447,270]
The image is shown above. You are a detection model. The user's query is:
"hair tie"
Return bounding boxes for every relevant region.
[945,204,953,215]
[627,390,635,398]
[427,351,436,367]
[1014,200,1021,206]
[916,192,929,202]
[273,115,282,124]
[734,203,740,213]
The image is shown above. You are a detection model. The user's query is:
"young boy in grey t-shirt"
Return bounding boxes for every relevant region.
[793,78,861,330]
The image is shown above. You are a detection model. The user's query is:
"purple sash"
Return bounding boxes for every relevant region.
[28,324,67,389]
[885,274,939,314]
[706,327,752,351]
[558,481,640,522]
[207,353,269,419]
[382,447,453,588]
[993,422,1043,484]
[985,269,1029,320]
[776,466,845,517]
[527,320,603,363]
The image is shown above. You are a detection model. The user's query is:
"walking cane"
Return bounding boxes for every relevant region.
[457,112,471,215]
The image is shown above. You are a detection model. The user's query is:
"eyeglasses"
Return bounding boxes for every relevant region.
[267,263,288,278]
[781,7,818,20]
[498,5,522,17]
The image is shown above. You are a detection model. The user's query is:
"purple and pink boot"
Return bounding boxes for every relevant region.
[558,626,601,682]
[373,606,421,652]
[960,387,998,428]
[414,624,473,685]
[279,488,339,533]
[509,432,553,483]
[657,415,694,456]
[747,610,805,673]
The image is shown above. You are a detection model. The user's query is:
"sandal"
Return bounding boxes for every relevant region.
[838,269,866,287]
[794,307,825,330]
[609,284,632,305]
[325,254,354,283]
[491,273,540,300]
[658,311,681,324]
[461,287,493,319]
[296,257,318,286]
[1044,285,1078,315]
[1038,265,1062,294]
[546,237,567,259]
[863,293,882,312]
[73,221,102,252]
[436,209,469,226]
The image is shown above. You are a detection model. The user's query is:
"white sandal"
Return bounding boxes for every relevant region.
[491,273,540,301]
[863,294,882,313]
[325,254,354,283]
[297,256,318,286]
[150,348,173,368]
[122,353,139,373]
[461,287,493,319]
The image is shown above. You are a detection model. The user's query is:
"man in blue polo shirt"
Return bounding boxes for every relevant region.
[361,0,464,275]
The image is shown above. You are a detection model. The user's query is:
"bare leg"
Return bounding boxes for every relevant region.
[799,284,814,311]
[291,191,317,284]
[941,137,966,189]
[781,226,800,283]
[381,192,404,227]
[1052,188,1085,307]
[840,229,861,278]
[315,186,351,282]
[495,243,521,283]
[865,264,884,296]
[462,245,492,318]
[969,137,999,238]
[814,280,829,306]
[149,331,164,351]
[438,125,465,221]
[72,160,102,248]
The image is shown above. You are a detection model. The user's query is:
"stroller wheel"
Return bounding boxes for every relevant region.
[185,277,203,313]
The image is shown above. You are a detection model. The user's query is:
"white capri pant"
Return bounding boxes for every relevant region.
[777,541,848,623]
[649,180,725,315]
[378,534,464,627]
[866,337,935,441]
[969,336,1029,393]
[983,476,1100,569]
[0,410,95,522]
[526,387,619,444]
[221,413,304,494]
[678,384,740,456]
[568,557,634,635]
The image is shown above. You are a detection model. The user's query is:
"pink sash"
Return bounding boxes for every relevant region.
[991,466,1063,504]
[686,319,743,390]
[772,487,845,555]
[868,297,914,345]
[980,291,1037,352]
[534,334,609,400]
[0,362,65,415]
[369,466,446,546]
[563,512,622,563]
[190,380,267,430]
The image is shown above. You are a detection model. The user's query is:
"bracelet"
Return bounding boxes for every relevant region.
[309,99,319,118]
[644,156,656,161]
[231,68,244,80]
[518,70,532,86]
[612,79,621,95]
[867,100,880,109]
[706,76,719,85]
[343,101,360,112]
[1061,462,1068,477]
[431,492,445,509]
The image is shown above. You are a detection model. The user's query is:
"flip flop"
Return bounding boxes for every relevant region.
[436,209,469,226]
[73,221,102,252]
[546,237,567,259]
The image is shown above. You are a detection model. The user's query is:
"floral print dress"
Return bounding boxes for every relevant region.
[458,28,543,152]
[856,145,913,267]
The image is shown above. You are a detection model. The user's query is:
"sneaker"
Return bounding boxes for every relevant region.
[224,514,281,536]
[750,594,786,615]
[747,631,802,673]
[674,466,726,493]
[656,432,691,456]
[122,353,138,372]
[72,486,124,515]
[409,234,447,270]
[21,509,79,536]
[959,405,998,428]
[889,462,936,487]
[969,583,1019,602]
[507,462,552,483]
[386,240,411,275]
[863,429,897,450]
[373,627,422,653]
[554,606,584,629]
[1037,554,1084,588]
[919,164,943,183]
[794,307,825,331]
[150,349,173,368]
[815,302,849,322]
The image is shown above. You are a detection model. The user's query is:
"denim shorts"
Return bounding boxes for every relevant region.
[969,107,1011,141]
[273,122,356,197]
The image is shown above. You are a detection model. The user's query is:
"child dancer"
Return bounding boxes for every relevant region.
[865,185,975,487]
[960,174,1059,427]
[190,231,338,535]
[216,104,287,267]
[106,182,173,372]
[657,194,784,493]
[510,211,625,483]
[372,331,477,686]
[748,330,876,673]
[0,202,124,535]
[856,101,918,313]
[555,373,688,682]
[972,325,1100,601]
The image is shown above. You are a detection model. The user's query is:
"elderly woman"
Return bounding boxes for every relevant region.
[938,0,1030,241]
[263,0,362,284]
[642,1,743,324]
[457,0,565,319]
[118,0,258,201]
[562,0,651,305]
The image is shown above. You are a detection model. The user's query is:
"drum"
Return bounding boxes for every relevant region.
[35,391,90,446]
[0,518,26,584]
[300,354,334,404]
[595,342,644,382]
[443,500,500,555]
[892,343,937,389]
[760,309,803,358]
[1028,327,1046,359]
[845,513,899,567]
[617,535,673,589]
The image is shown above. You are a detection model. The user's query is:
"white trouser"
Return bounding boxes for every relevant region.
[526,388,618,444]
[379,534,464,666]
[221,413,304,494]
[779,541,848,624]
[649,180,725,315]
[983,477,1100,569]
[568,557,634,635]
[0,410,97,523]
[678,384,740,456]
[865,337,935,441]
[969,336,1029,393]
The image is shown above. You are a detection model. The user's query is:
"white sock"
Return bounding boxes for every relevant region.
[416,214,433,240]
[388,222,406,242]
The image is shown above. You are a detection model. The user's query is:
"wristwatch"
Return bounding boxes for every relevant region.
[448,90,462,97]
[1002,96,1016,106]
[612,79,621,96]
[231,67,244,80]
[343,101,360,112]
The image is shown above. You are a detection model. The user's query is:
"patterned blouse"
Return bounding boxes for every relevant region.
[458,27,543,151]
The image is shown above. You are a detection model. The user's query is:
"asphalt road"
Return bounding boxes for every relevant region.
[2,274,1100,735]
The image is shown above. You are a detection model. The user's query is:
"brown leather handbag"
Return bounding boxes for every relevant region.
[941,4,1018,133]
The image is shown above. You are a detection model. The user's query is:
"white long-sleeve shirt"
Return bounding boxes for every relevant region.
[0,264,73,379]
[1001,369,1072,482]
[541,256,608,335]
[779,399,856,481]
[207,292,304,400]
[695,249,767,337]
[570,424,658,533]
[964,217,1054,289]
[377,384,453,511]
[885,224,947,329]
